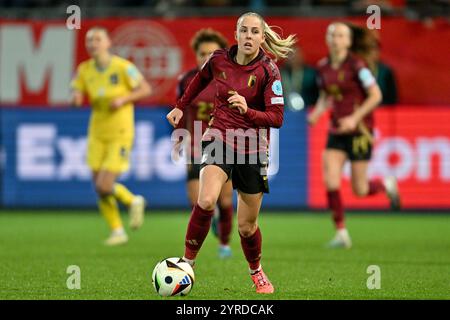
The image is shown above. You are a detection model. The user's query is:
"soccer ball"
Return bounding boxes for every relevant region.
[152,257,195,297]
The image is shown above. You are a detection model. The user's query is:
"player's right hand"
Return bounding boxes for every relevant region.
[307,113,318,126]
[166,108,183,128]
[70,91,83,108]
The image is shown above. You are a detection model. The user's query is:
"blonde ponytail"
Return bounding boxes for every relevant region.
[262,22,296,60]
[237,12,297,61]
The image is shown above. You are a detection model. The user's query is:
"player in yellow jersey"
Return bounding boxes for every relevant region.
[70,27,152,246]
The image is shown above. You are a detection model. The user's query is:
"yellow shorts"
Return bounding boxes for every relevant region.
[87,136,133,173]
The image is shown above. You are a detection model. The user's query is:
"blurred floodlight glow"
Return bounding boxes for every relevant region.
[288,92,305,111]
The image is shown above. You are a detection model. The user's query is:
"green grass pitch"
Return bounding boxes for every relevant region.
[0,210,449,300]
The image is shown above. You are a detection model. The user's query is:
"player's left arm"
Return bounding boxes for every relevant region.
[111,63,152,109]
[69,65,85,107]
[232,94,283,128]
[230,67,284,128]
[352,83,382,122]
[338,67,382,133]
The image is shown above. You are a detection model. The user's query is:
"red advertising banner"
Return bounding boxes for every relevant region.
[308,106,450,209]
[0,17,449,107]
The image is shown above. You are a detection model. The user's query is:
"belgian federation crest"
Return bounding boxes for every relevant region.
[247,75,257,87]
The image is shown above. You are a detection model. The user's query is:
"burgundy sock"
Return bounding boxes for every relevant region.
[218,205,233,245]
[327,190,345,230]
[184,204,214,260]
[368,179,386,196]
[239,227,262,270]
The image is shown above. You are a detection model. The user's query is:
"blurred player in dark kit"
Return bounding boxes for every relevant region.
[308,22,400,249]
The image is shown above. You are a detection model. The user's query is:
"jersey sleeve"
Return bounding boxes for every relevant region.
[123,61,144,90]
[175,53,215,111]
[316,70,325,91]
[175,76,187,130]
[355,59,376,90]
[175,73,191,129]
[245,63,284,128]
[176,74,185,100]
[315,58,328,92]
[70,65,85,93]
[176,72,192,100]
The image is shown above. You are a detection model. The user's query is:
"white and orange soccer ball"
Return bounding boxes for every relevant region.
[152,257,195,297]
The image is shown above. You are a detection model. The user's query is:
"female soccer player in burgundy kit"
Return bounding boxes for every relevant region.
[176,28,234,259]
[167,12,295,293]
[308,22,400,249]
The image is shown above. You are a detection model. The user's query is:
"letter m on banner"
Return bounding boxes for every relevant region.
[0,24,75,105]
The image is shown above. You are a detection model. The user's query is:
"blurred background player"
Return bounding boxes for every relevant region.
[167,12,296,294]
[176,28,234,259]
[70,27,152,246]
[364,33,398,106]
[307,22,400,249]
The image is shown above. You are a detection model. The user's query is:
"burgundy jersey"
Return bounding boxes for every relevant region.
[175,45,284,154]
[177,67,216,159]
[317,53,377,133]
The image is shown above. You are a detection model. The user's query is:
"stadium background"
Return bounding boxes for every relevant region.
[0,1,449,210]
